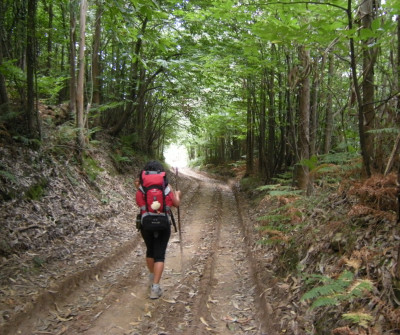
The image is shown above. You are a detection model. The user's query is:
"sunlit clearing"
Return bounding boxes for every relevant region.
[165,144,188,168]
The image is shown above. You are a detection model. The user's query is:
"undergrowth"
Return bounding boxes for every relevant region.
[250,152,400,333]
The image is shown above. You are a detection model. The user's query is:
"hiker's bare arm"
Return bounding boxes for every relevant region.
[172,190,181,207]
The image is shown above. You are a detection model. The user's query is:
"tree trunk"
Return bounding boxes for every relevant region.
[294,46,311,192]
[26,0,39,138]
[347,0,371,176]
[0,0,9,113]
[245,78,254,175]
[361,0,377,171]
[397,16,400,119]
[324,54,334,154]
[259,68,267,177]
[277,66,286,171]
[267,59,276,179]
[286,52,298,167]
[108,17,148,136]
[92,0,102,105]
[69,0,77,117]
[45,0,53,73]
[310,56,319,156]
[76,0,87,153]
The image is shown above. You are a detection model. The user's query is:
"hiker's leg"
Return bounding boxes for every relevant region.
[153,261,164,284]
[146,257,155,273]
[141,230,155,276]
[152,228,171,284]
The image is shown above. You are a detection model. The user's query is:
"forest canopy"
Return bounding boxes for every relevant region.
[0,0,399,187]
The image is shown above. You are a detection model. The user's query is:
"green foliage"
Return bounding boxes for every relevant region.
[0,109,23,123]
[119,134,137,157]
[366,127,400,135]
[55,122,78,144]
[0,169,17,183]
[25,178,48,200]
[301,270,374,310]
[240,176,264,192]
[257,213,290,224]
[342,312,373,328]
[13,136,41,148]
[37,76,68,104]
[32,255,46,268]
[299,155,318,170]
[82,155,103,182]
[256,184,303,197]
[0,168,18,200]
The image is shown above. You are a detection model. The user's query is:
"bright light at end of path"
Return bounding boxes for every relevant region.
[165,144,188,168]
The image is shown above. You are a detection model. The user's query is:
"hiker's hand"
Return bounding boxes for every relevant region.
[173,190,181,207]
[134,178,140,189]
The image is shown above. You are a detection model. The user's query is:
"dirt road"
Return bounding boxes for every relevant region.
[8,169,275,335]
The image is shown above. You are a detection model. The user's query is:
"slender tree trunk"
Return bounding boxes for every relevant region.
[361,0,376,171]
[69,0,77,117]
[286,53,298,166]
[245,78,254,175]
[92,0,102,105]
[46,0,53,73]
[324,54,334,154]
[26,0,39,138]
[397,16,400,118]
[310,56,319,156]
[347,0,371,176]
[294,46,311,192]
[138,67,147,149]
[277,67,286,171]
[76,0,87,152]
[0,0,9,113]
[259,69,267,177]
[108,17,148,136]
[267,60,276,179]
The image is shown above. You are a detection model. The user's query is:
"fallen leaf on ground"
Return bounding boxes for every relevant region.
[200,317,210,327]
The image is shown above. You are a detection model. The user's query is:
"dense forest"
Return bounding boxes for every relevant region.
[1,0,400,334]
[1,0,399,184]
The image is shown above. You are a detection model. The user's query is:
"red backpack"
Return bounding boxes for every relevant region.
[138,170,170,231]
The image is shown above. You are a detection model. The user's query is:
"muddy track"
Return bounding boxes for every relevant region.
[3,170,275,335]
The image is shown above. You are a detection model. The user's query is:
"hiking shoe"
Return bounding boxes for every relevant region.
[150,284,163,299]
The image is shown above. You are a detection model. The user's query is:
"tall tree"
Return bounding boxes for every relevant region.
[324,54,335,154]
[245,78,254,175]
[0,0,9,113]
[26,0,40,138]
[294,46,311,191]
[361,0,377,171]
[92,0,102,106]
[69,0,77,117]
[76,0,87,153]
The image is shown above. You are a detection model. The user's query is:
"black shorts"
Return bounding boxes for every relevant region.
[141,226,171,262]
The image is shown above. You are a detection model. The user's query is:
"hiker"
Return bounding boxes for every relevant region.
[135,160,181,299]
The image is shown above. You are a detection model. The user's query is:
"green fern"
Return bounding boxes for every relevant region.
[342,312,373,328]
[301,271,373,310]
[257,214,290,223]
[366,127,399,134]
[0,170,17,182]
[256,184,302,197]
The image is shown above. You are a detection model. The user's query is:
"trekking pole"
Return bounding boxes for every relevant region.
[176,167,184,271]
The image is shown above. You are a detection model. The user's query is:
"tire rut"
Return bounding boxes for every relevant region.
[3,171,275,335]
[132,174,269,335]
